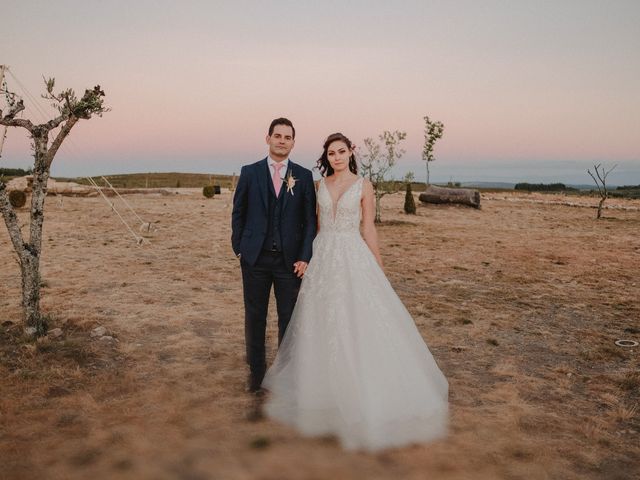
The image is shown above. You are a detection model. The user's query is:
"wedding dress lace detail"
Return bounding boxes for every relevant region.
[319,176,363,233]
[262,176,449,452]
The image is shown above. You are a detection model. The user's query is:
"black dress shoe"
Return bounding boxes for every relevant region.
[247,389,266,422]
[246,374,264,394]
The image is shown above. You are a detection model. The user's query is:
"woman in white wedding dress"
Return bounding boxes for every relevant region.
[262,133,449,452]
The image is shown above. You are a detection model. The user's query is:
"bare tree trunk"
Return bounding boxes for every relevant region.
[587,164,616,220]
[374,190,382,223]
[19,251,43,329]
[1,125,75,334]
[0,136,50,332]
[0,184,24,252]
[19,137,50,331]
[1,77,106,333]
[419,185,481,208]
[0,182,44,331]
[597,196,606,219]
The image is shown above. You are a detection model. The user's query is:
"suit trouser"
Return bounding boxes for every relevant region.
[240,250,301,384]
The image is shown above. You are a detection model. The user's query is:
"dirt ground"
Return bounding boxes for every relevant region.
[1,189,639,480]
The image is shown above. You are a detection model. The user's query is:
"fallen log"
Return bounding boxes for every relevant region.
[419,185,481,208]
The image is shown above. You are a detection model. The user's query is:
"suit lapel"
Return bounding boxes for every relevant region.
[258,158,269,210]
[281,162,294,213]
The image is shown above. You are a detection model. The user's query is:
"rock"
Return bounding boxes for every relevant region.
[24,327,37,336]
[99,335,117,343]
[91,326,107,337]
[48,328,63,338]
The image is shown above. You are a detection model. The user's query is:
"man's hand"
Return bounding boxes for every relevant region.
[293,261,308,278]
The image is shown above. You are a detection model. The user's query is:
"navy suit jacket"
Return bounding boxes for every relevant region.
[231,158,317,267]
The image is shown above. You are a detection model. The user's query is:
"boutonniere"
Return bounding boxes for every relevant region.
[284,171,297,195]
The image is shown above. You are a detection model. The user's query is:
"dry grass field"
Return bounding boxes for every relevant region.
[1,189,639,480]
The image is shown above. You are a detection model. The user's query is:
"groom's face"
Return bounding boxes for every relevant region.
[266,124,295,160]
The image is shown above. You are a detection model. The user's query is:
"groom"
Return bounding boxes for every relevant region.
[231,117,317,394]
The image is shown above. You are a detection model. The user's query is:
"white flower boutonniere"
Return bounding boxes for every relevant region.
[284,171,297,195]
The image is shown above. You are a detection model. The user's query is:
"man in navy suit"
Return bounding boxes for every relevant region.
[231,118,317,394]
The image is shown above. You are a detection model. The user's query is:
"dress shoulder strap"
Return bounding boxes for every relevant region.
[357,176,365,198]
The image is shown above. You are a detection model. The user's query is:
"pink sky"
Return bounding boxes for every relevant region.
[2,1,638,183]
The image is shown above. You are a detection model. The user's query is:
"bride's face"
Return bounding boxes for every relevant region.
[327,141,352,173]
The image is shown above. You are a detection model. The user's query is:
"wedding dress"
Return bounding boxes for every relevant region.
[262,176,449,451]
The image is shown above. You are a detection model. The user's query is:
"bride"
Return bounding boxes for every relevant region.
[261,133,449,451]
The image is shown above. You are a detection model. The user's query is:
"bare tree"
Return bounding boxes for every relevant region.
[0,77,107,334]
[587,163,617,219]
[422,116,444,186]
[359,130,407,223]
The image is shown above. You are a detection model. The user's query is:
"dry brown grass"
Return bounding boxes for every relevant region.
[1,189,639,480]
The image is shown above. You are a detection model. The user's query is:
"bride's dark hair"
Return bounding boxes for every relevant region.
[316,133,358,177]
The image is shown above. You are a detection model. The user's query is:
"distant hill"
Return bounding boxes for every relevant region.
[461,181,610,191]
[461,182,515,189]
[44,172,629,196]
[54,172,235,189]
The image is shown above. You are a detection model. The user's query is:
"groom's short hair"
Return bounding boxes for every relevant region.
[268,118,295,139]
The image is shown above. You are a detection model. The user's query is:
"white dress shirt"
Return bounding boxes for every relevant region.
[268,156,289,179]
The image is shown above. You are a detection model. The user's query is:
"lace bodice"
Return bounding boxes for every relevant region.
[318,177,363,233]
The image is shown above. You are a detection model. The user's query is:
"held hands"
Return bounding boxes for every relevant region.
[293,261,308,278]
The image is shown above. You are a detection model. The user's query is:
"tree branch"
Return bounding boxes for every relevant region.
[587,168,603,196]
[0,97,25,117]
[0,117,34,131]
[594,163,606,184]
[0,89,31,131]
[45,116,78,167]
[605,164,617,178]
[0,98,34,131]
[0,183,26,258]
[44,113,67,131]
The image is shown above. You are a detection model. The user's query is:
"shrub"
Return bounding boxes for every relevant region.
[9,190,27,208]
[514,182,576,192]
[0,167,32,177]
[404,182,416,214]
[203,185,215,198]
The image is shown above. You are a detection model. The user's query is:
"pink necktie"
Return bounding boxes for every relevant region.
[272,163,283,197]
